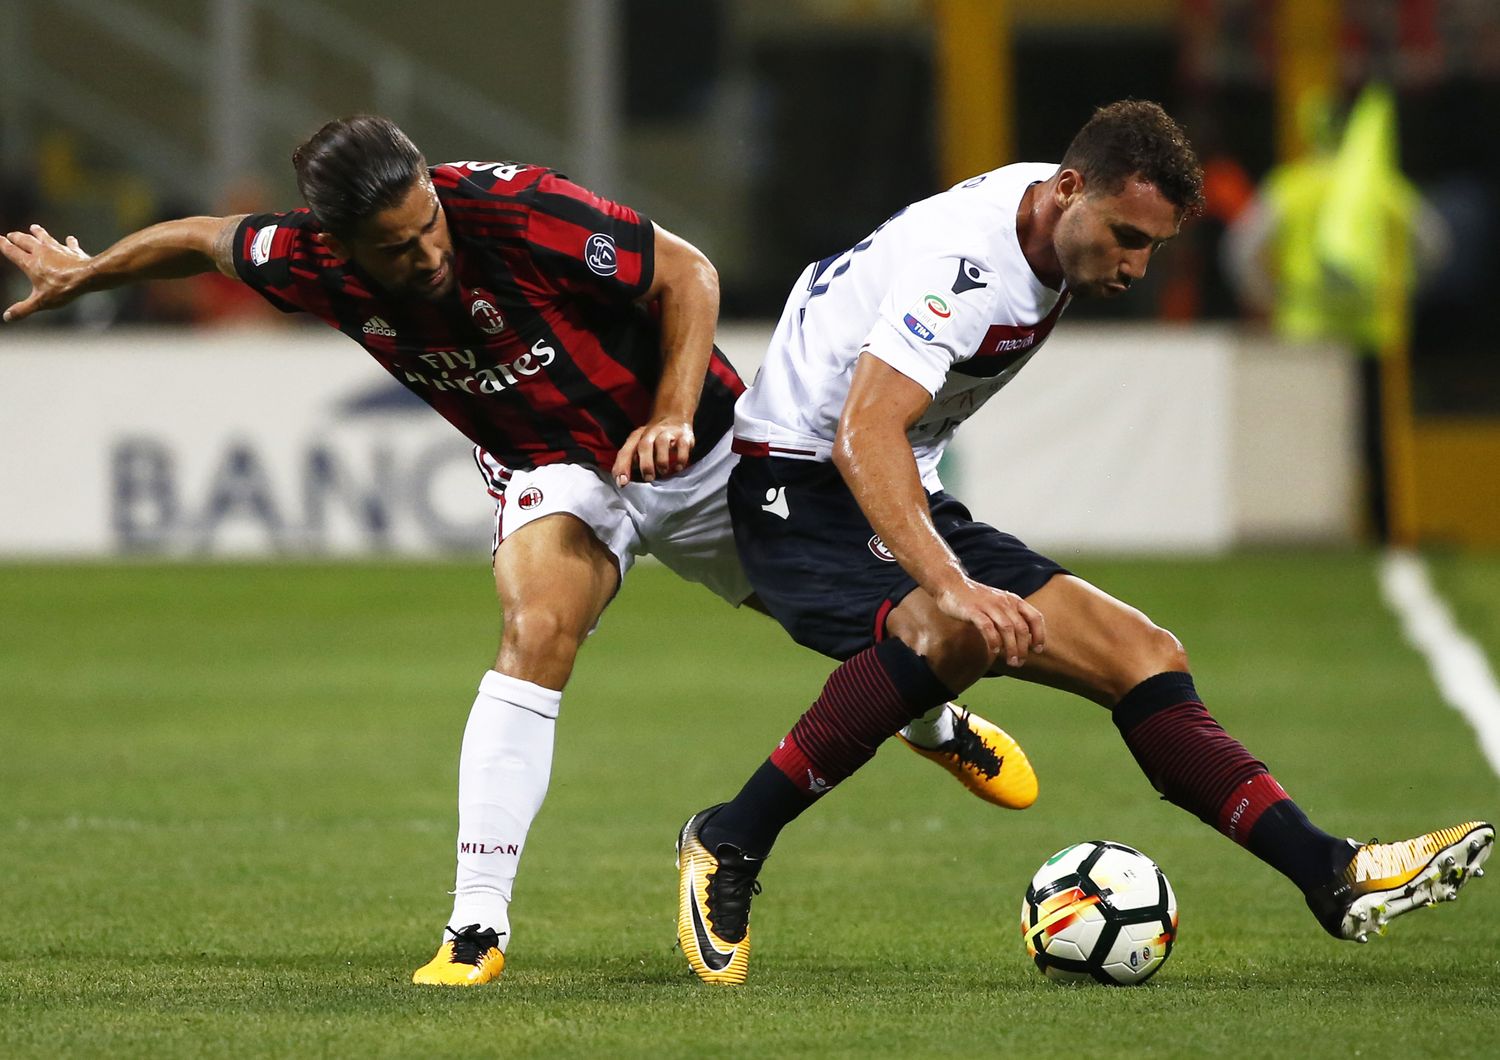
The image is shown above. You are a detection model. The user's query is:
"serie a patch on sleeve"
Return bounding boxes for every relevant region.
[250,224,278,266]
[901,291,954,343]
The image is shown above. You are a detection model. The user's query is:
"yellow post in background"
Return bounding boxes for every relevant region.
[1380,336,1421,546]
[1274,0,1339,163]
[1331,85,1423,548]
[932,0,1011,187]
[1275,1,1420,545]
[1315,82,1423,548]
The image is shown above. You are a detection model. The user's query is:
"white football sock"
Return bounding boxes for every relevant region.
[900,701,957,749]
[447,669,562,951]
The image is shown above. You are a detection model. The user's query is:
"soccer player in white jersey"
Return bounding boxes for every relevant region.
[674,100,1492,986]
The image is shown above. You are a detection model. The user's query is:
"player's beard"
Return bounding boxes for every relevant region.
[1059,257,1130,299]
[412,252,456,300]
[1079,275,1131,298]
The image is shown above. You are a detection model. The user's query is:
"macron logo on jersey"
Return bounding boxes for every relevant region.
[362,316,398,338]
[250,225,277,266]
[972,295,1070,361]
[952,258,989,294]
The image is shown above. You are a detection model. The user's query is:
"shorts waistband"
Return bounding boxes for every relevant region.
[731,437,822,459]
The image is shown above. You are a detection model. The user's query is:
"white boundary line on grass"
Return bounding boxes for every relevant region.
[1379,549,1500,779]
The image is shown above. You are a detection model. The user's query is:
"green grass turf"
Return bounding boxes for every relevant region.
[2,553,1498,1057]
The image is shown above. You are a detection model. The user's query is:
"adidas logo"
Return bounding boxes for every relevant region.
[362,316,397,338]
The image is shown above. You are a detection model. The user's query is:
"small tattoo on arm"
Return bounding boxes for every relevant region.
[212,215,248,277]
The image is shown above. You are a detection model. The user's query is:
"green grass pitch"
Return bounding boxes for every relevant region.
[2,553,1498,1057]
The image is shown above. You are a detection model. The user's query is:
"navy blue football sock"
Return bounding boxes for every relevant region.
[699,761,808,860]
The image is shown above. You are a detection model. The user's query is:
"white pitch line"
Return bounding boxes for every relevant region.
[1379,549,1500,779]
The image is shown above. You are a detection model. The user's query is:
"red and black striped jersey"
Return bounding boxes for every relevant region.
[231,162,743,472]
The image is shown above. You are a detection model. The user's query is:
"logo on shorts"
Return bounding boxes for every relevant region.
[762,487,790,520]
[585,233,618,276]
[469,297,506,334]
[867,535,896,562]
[517,486,544,510]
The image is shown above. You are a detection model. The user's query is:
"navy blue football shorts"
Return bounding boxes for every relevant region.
[728,454,1068,661]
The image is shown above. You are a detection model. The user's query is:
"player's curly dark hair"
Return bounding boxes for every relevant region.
[292,115,427,238]
[1060,100,1204,216]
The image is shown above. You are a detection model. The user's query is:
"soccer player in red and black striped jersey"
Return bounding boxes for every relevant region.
[232,148,745,477]
[0,115,757,986]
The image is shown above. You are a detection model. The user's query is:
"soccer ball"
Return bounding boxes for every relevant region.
[1021,840,1177,985]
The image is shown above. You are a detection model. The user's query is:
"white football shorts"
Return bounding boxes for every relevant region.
[474,432,751,605]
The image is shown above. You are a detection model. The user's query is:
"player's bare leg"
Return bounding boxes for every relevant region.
[414,513,619,986]
[884,574,1183,700]
[491,512,622,689]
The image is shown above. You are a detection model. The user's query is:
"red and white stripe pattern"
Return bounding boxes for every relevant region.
[474,445,513,500]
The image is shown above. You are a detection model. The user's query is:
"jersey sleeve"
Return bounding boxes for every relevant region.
[518,172,655,302]
[230,210,321,314]
[861,255,1002,396]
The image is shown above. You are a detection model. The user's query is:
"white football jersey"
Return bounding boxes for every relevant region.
[735,162,1071,491]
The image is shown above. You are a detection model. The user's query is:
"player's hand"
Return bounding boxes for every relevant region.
[934,578,1046,669]
[1,225,91,323]
[611,415,695,486]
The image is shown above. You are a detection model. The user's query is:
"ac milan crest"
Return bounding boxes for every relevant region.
[470,297,506,335]
[517,486,544,510]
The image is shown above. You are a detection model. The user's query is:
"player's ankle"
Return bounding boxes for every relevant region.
[900,702,956,749]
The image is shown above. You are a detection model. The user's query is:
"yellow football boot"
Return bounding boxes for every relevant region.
[411,924,506,985]
[1306,821,1493,942]
[898,705,1038,809]
[676,805,762,986]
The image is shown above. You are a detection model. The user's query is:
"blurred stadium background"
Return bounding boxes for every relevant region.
[2,0,1498,553]
[3,1,1499,1056]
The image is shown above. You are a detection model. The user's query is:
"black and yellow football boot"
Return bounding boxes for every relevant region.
[676,805,762,985]
[411,923,506,985]
[1305,821,1493,942]
[898,705,1039,809]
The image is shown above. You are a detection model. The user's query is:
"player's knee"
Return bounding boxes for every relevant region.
[500,606,587,667]
[1094,620,1189,701]
[896,622,992,694]
[1118,623,1188,691]
[1148,624,1189,674]
[885,592,994,692]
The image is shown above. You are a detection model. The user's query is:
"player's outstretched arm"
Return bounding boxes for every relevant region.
[1,214,247,323]
[833,352,1045,668]
[610,223,720,486]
